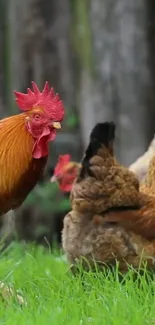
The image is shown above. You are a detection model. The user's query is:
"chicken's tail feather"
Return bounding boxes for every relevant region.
[79,122,115,179]
[90,122,115,148]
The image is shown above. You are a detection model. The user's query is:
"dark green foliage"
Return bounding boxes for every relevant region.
[23,182,71,214]
[65,110,79,130]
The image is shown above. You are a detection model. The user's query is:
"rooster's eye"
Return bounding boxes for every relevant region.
[34,114,41,120]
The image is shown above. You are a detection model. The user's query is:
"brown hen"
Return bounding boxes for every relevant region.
[62,122,155,273]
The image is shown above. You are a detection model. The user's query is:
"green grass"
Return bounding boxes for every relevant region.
[0,244,155,324]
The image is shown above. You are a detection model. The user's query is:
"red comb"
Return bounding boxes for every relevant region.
[54,154,71,176]
[14,81,64,121]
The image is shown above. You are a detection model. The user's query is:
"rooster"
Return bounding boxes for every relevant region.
[62,122,155,273]
[0,81,64,216]
[51,154,79,193]
[49,154,79,245]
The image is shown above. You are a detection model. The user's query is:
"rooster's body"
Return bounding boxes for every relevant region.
[0,82,64,217]
[0,114,47,214]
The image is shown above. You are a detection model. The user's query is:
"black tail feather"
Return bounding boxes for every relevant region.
[90,122,115,146]
[79,122,116,179]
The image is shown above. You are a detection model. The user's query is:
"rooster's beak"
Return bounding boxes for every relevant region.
[50,175,57,183]
[52,122,61,129]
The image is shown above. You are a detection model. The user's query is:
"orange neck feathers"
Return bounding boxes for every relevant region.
[0,113,35,194]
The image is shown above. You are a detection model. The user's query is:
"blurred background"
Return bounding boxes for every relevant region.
[0,0,155,248]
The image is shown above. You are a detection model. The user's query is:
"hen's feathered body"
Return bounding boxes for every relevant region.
[62,122,155,273]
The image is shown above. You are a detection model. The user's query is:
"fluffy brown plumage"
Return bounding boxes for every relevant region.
[140,156,155,195]
[62,122,155,273]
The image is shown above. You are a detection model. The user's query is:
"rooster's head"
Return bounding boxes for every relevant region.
[14,81,65,159]
[51,154,79,192]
